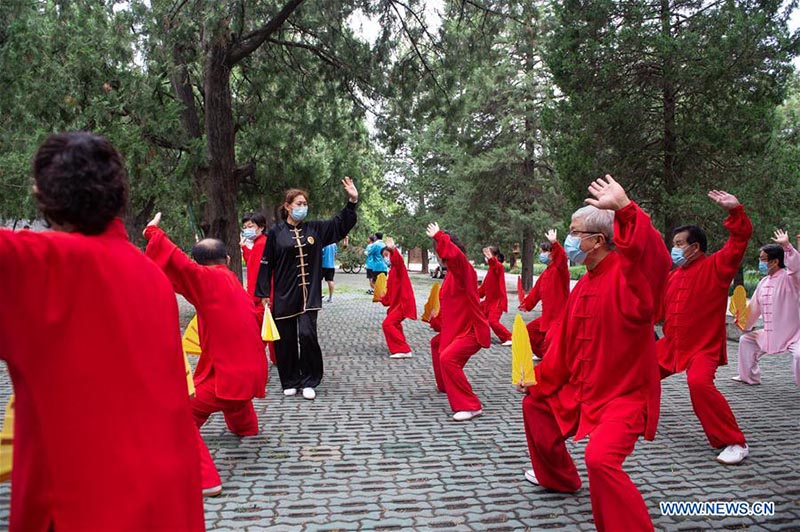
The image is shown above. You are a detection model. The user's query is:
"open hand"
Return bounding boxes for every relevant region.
[585,175,631,211]
[545,229,557,243]
[342,177,358,203]
[143,212,161,237]
[482,247,493,260]
[426,222,440,238]
[384,236,395,250]
[707,190,740,211]
[772,229,790,247]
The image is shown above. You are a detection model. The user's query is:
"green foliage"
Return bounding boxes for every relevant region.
[546,0,800,248]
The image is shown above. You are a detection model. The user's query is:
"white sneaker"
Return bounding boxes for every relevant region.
[452,409,483,422]
[731,376,759,385]
[202,485,223,497]
[389,352,413,359]
[524,470,539,486]
[283,388,297,396]
[501,340,513,346]
[302,387,316,400]
[717,444,749,465]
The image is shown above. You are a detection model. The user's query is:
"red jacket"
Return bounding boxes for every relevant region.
[0,219,204,532]
[658,205,752,372]
[242,233,266,306]
[521,241,570,329]
[380,248,417,320]
[533,202,671,441]
[146,227,268,401]
[434,231,490,348]
[478,256,508,312]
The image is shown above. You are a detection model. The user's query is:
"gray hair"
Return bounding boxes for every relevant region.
[571,205,614,247]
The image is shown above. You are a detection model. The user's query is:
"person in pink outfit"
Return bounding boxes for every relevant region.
[735,229,800,387]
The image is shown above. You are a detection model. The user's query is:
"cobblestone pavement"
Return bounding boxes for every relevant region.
[0,272,798,531]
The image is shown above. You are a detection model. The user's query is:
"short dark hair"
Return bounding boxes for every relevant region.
[33,131,128,235]
[540,242,552,252]
[375,232,384,240]
[191,239,228,265]
[673,225,708,253]
[444,231,467,255]
[241,212,267,229]
[488,245,505,263]
[760,244,785,268]
[368,235,376,243]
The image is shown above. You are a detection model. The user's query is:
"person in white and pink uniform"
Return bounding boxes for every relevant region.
[735,228,800,387]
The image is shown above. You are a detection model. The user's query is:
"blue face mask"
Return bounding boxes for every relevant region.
[384,257,391,269]
[242,228,257,240]
[564,234,588,265]
[539,253,551,265]
[671,247,687,266]
[291,206,308,222]
[758,260,768,274]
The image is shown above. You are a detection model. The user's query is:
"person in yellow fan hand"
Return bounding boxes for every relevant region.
[255,178,359,400]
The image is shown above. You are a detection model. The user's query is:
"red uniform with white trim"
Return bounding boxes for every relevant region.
[521,241,570,357]
[433,231,490,412]
[0,220,204,532]
[380,248,417,354]
[657,205,751,448]
[522,202,670,532]
[146,226,268,489]
[479,256,511,343]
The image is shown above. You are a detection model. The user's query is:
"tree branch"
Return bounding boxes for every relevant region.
[227,0,306,65]
[267,37,343,68]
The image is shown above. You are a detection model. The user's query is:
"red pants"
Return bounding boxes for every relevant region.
[485,306,512,343]
[522,394,653,532]
[440,334,482,411]
[660,353,746,448]
[192,379,259,488]
[431,334,445,392]
[526,318,548,357]
[383,307,411,354]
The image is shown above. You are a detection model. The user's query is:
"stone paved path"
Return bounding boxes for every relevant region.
[0,272,798,531]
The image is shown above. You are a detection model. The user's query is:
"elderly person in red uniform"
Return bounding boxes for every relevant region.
[520,175,670,532]
[427,223,491,422]
[657,190,752,465]
[380,237,418,359]
[240,212,276,364]
[519,229,570,359]
[145,213,268,497]
[478,246,513,346]
[0,132,204,531]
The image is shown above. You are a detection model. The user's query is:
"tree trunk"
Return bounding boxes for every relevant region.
[521,230,535,292]
[661,0,677,226]
[204,43,242,279]
[421,249,429,273]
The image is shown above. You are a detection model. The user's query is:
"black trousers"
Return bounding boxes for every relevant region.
[274,311,323,389]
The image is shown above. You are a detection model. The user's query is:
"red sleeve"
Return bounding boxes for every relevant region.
[478,277,487,299]
[144,226,205,306]
[613,202,671,323]
[434,231,470,280]
[711,205,752,285]
[550,241,569,286]
[241,245,251,262]
[430,313,442,332]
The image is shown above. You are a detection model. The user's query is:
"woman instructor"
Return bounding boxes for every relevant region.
[256,178,358,400]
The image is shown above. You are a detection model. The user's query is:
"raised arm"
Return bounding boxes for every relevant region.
[313,177,358,247]
[772,229,800,287]
[707,191,752,285]
[143,224,205,306]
